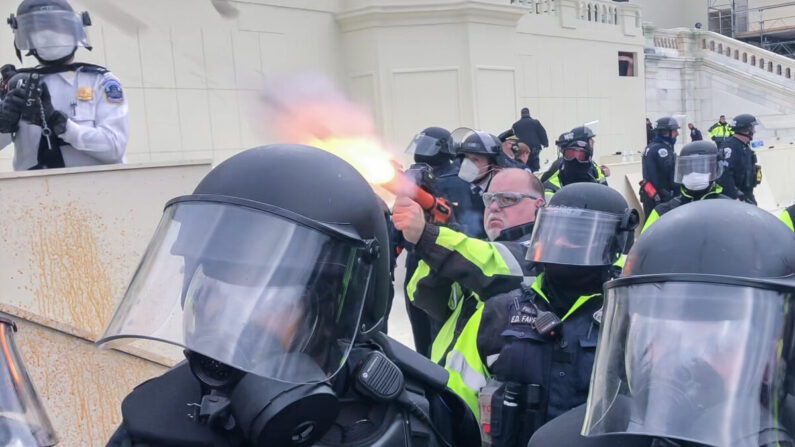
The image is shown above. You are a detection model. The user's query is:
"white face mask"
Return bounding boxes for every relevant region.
[458,158,482,183]
[681,172,711,192]
[30,30,75,62]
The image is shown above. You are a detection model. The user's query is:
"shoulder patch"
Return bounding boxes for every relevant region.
[723,147,732,159]
[657,148,668,158]
[102,78,124,104]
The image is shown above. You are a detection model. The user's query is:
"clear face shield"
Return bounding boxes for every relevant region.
[673,153,723,186]
[526,207,623,266]
[98,200,375,384]
[451,127,501,154]
[583,280,793,446]
[13,11,89,53]
[405,133,447,158]
[0,317,57,447]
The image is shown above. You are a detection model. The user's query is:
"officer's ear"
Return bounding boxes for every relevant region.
[533,198,546,218]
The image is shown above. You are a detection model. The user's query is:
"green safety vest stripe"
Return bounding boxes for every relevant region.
[443,304,487,418]
[435,226,515,277]
[780,209,794,231]
[529,274,600,321]
[406,261,431,303]
[430,289,465,364]
[641,208,660,233]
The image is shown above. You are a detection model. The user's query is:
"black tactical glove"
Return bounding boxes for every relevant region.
[0,86,26,133]
[21,83,67,136]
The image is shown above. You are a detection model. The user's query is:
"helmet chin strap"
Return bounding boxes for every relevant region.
[32,48,76,66]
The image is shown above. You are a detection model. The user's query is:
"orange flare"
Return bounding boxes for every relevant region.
[306,136,396,185]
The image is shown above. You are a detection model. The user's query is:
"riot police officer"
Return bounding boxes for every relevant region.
[100,145,479,447]
[542,125,608,201]
[639,116,679,218]
[717,113,760,205]
[641,140,728,231]
[407,126,458,177]
[529,199,795,447]
[464,183,637,447]
[0,0,128,170]
[408,126,489,240]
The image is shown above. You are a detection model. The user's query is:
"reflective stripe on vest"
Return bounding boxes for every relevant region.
[781,209,794,231]
[406,261,430,303]
[435,226,515,277]
[443,302,487,419]
[430,287,466,364]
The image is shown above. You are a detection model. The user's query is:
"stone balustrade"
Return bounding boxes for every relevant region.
[513,0,641,34]
[647,27,794,82]
[699,32,794,81]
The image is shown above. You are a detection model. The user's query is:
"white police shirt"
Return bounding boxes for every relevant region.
[0,65,128,171]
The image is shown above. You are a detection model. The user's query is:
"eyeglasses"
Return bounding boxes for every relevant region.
[483,191,540,209]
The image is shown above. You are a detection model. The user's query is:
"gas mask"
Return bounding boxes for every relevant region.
[30,30,75,62]
[681,172,711,192]
[458,157,485,183]
[186,350,339,446]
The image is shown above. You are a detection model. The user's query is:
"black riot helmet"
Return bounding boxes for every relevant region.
[8,0,92,63]
[99,145,390,384]
[730,113,759,135]
[584,200,795,447]
[406,126,455,165]
[673,140,724,187]
[556,126,595,163]
[527,182,638,267]
[453,127,522,182]
[453,127,502,158]
[654,116,680,135]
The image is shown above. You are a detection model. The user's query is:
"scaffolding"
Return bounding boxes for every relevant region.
[708,0,795,58]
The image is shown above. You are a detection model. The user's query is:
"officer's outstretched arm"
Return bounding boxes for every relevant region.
[60,74,128,163]
[413,224,530,299]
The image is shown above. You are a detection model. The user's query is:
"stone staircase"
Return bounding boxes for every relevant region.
[645,27,795,148]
